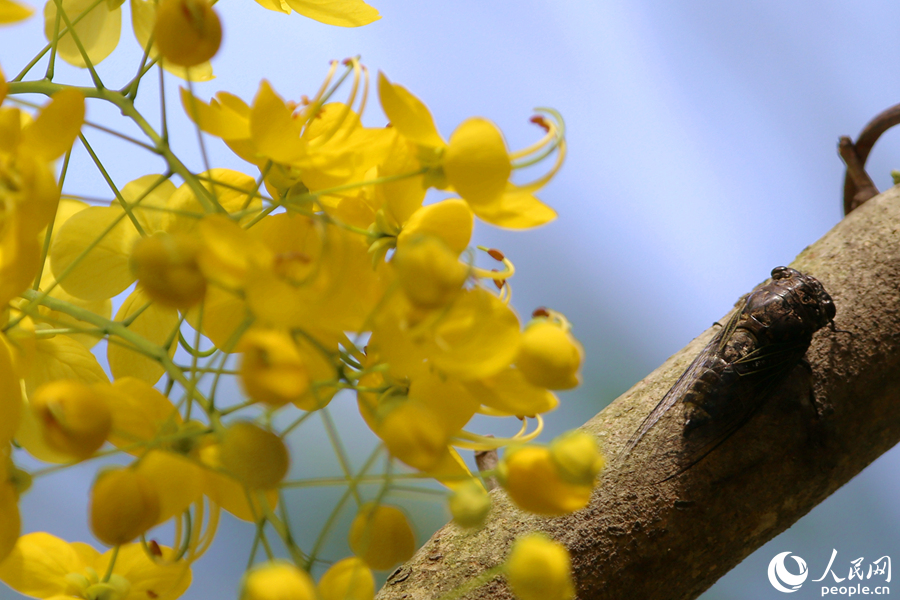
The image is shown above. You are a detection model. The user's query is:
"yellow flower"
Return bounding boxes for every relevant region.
[378,73,564,229]
[240,562,316,600]
[153,0,221,68]
[371,287,521,381]
[517,318,584,390]
[505,534,574,600]
[318,557,375,600]
[104,377,277,523]
[0,88,84,307]
[496,445,594,516]
[0,532,191,600]
[348,503,415,570]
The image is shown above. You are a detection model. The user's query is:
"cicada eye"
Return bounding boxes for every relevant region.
[771,266,792,280]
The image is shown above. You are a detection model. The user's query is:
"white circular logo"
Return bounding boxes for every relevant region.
[768,551,809,593]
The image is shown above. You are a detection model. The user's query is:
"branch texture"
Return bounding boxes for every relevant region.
[376,187,900,600]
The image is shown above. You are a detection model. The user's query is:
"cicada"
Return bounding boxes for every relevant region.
[625,266,836,477]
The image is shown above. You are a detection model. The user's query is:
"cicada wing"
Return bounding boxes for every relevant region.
[623,333,724,456]
[667,338,811,480]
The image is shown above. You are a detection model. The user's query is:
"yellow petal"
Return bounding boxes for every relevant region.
[24,333,109,397]
[180,88,250,140]
[398,199,473,255]
[105,376,181,449]
[250,80,306,163]
[19,88,84,162]
[0,216,39,319]
[107,288,179,384]
[282,0,378,26]
[443,118,511,208]
[121,174,177,234]
[469,184,556,229]
[0,0,33,23]
[0,339,16,446]
[464,368,559,416]
[101,543,192,600]
[348,503,416,571]
[163,169,262,234]
[0,483,19,564]
[0,532,86,597]
[43,0,121,68]
[136,450,203,524]
[377,72,444,148]
[50,206,139,301]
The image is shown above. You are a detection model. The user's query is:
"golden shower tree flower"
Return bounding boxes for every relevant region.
[0,86,84,307]
[378,72,565,229]
[0,532,192,600]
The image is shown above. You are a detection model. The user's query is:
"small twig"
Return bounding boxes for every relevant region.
[839,102,900,214]
[474,435,499,491]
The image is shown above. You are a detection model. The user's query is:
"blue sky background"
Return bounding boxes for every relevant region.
[3,1,900,599]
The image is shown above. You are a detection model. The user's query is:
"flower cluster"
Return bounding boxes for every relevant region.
[0,2,600,600]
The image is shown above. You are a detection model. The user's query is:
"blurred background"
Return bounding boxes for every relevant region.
[3,1,900,598]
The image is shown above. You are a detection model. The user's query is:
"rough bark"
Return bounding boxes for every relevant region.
[375,186,900,600]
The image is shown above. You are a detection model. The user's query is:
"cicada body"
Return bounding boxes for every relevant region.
[625,266,836,477]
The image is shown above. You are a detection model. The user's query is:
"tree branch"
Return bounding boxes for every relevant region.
[376,186,900,600]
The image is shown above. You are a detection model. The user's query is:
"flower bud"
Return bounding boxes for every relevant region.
[549,431,605,486]
[31,380,112,460]
[516,320,583,390]
[239,330,310,408]
[90,467,161,545]
[153,0,222,67]
[318,557,375,600]
[392,233,468,308]
[505,534,574,600]
[240,562,317,600]
[219,421,289,489]
[496,446,593,516]
[348,503,415,570]
[130,232,206,309]
[448,479,491,528]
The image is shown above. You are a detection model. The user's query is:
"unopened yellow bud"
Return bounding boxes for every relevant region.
[154,0,222,67]
[496,446,593,516]
[318,557,375,600]
[392,233,468,308]
[219,421,289,489]
[240,562,317,600]
[516,320,583,390]
[31,380,112,460]
[90,467,161,546]
[239,330,310,408]
[130,232,206,309]
[448,479,491,528]
[505,534,574,600]
[378,402,447,471]
[549,431,605,486]
[348,503,416,571]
